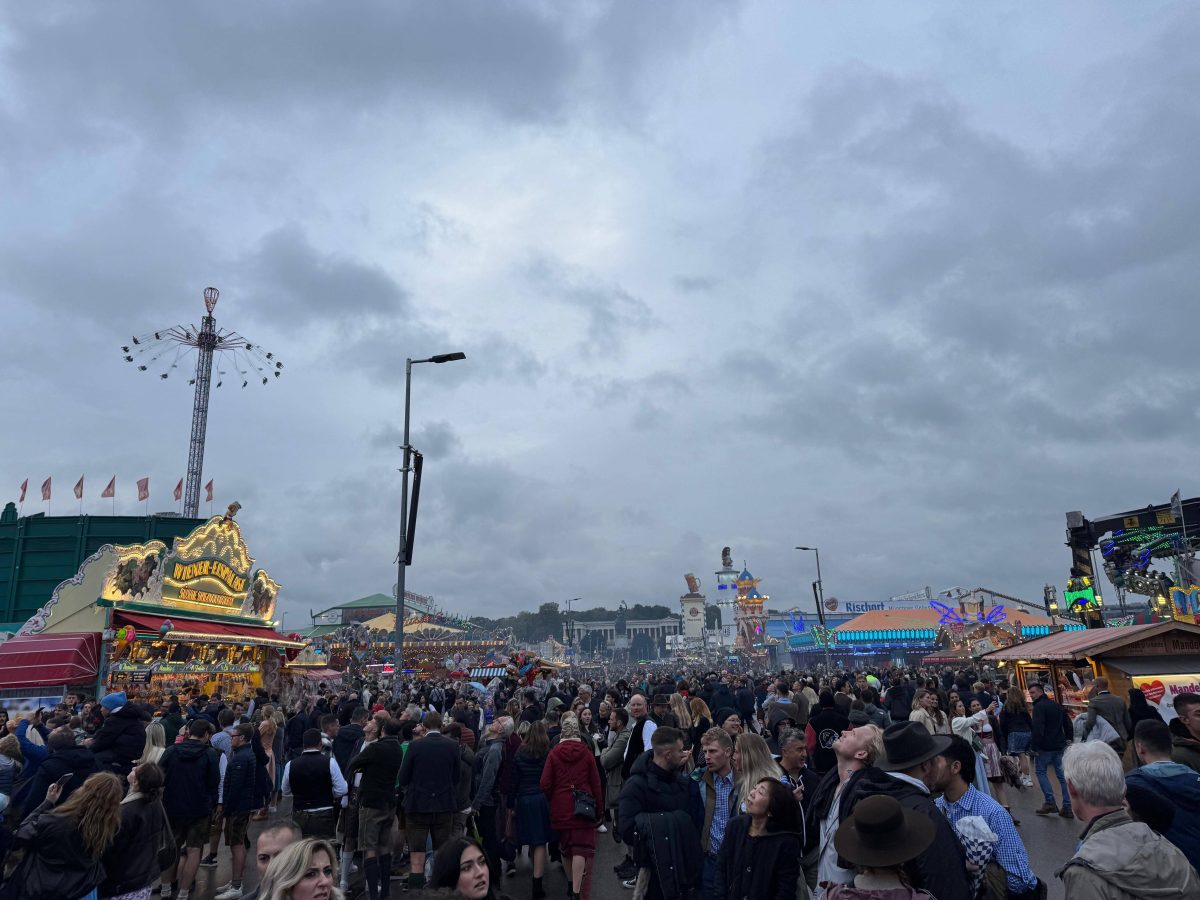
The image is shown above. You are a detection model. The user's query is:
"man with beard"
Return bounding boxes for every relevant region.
[614,694,658,881]
[618,727,701,899]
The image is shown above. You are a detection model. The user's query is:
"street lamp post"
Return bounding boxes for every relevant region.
[796,546,833,673]
[564,597,581,659]
[395,352,466,672]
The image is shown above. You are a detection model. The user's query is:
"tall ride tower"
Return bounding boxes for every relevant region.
[123,287,283,517]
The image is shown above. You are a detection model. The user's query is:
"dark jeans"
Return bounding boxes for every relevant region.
[476,804,501,884]
[702,854,720,900]
[1035,749,1071,809]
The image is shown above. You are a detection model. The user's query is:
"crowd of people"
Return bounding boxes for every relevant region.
[0,664,1198,899]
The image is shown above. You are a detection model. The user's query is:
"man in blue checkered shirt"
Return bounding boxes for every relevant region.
[936,735,1039,897]
[689,727,740,900]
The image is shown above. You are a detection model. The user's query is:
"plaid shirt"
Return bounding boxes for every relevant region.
[937,784,1037,893]
[709,770,735,853]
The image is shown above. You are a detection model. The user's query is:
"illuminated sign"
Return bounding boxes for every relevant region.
[100,514,280,622]
[1064,577,1096,609]
[170,559,247,594]
[110,659,262,675]
[930,601,1008,625]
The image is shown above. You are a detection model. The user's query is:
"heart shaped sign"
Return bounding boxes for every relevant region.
[1142,680,1167,705]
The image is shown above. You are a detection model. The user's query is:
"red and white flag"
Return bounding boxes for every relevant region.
[41,478,51,501]
[74,476,84,500]
[173,479,183,502]
[18,480,27,503]
[205,479,214,502]
[137,477,149,502]
[100,476,116,499]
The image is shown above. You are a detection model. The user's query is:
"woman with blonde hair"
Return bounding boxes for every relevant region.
[6,771,124,900]
[258,837,342,900]
[0,733,23,800]
[732,732,785,812]
[256,708,279,820]
[688,698,713,767]
[909,688,950,735]
[136,719,167,767]
[669,694,692,731]
[541,714,601,900]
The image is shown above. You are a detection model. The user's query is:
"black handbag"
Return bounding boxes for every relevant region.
[572,787,597,821]
[153,801,177,871]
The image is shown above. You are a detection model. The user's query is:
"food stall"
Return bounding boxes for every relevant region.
[982,620,1200,720]
[0,508,305,699]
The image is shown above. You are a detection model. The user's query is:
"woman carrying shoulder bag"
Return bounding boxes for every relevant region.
[100,761,171,900]
[3,771,123,900]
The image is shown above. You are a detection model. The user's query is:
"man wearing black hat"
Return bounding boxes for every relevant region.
[844,721,971,900]
[650,694,678,729]
[713,707,742,740]
[831,795,934,892]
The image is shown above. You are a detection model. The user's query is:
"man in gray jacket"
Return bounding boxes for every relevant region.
[467,718,508,885]
[1082,677,1132,755]
[1057,741,1199,899]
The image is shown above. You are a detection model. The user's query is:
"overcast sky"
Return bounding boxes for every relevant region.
[2,2,1197,627]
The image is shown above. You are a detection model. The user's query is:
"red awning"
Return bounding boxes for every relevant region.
[114,611,306,649]
[0,632,101,689]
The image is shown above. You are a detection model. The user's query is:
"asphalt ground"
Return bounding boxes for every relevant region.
[185,780,1081,900]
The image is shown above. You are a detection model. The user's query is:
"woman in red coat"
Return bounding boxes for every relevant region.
[541,713,602,900]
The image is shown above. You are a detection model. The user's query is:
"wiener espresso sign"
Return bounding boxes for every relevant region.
[160,518,254,615]
[166,558,247,608]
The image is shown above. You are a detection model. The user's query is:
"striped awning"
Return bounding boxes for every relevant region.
[469,666,507,678]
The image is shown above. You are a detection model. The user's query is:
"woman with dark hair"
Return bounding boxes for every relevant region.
[1128,688,1165,766]
[430,835,507,899]
[513,722,553,898]
[999,689,1034,786]
[715,777,803,900]
[100,761,171,899]
[159,702,186,746]
[688,698,713,767]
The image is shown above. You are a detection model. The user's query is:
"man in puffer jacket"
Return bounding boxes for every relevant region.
[25,727,99,808]
[214,724,258,900]
[617,727,701,899]
[1124,719,1200,874]
[1058,740,1199,899]
[87,691,149,777]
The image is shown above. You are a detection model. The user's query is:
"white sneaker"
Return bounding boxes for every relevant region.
[160,887,173,900]
[598,824,608,833]
[215,885,243,900]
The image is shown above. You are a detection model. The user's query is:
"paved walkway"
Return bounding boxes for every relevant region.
[185,778,1081,900]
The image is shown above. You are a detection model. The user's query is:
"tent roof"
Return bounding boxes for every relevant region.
[982,620,1200,663]
[313,593,395,616]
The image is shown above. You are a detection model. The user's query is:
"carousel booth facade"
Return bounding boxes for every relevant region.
[983,619,1200,721]
[0,510,304,702]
